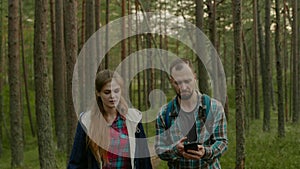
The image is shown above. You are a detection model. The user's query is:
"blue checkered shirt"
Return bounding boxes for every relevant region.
[155,93,228,169]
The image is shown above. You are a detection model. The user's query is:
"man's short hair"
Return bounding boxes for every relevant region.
[169,58,194,75]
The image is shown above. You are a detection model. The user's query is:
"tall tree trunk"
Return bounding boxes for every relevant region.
[80,0,86,50]
[95,0,100,30]
[292,0,299,123]
[0,0,4,157]
[275,0,285,137]
[263,0,272,131]
[85,0,96,108]
[64,0,78,159]
[298,0,300,124]
[54,0,66,152]
[135,1,141,110]
[20,0,35,137]
[253,0,260,119]
[95,0,101,70]
[242,31,252,130]
[8,0,24,167]
[232,0,245,168]
[105,0,109,68]
[121,0,126,78]
[33,0,56,168]
[283,0,289,122]
[195,0,209,94]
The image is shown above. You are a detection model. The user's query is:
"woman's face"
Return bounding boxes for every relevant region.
[98,80,121,109]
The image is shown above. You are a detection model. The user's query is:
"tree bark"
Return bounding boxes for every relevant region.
[253,0,260,119]
[8,0,24,167]
[196,0,209,95]
[64,0,78,159]
[232,0,245,168]
[54,0,66,152]
[263,0,272,131]
[292,0,299,123]
[33,0,57,167]
[275,0,285,138]
[0,0,3,157]
[20,0,35,138]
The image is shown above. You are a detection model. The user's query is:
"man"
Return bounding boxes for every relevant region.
[155,58,228,169]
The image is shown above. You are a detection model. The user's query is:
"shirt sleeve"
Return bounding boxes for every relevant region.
[155,106,181,161]
[202,100,228,162]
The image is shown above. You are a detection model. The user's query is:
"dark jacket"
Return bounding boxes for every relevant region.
[67,120,152,169]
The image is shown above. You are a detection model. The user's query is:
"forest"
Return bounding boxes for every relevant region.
[0,0,300,169]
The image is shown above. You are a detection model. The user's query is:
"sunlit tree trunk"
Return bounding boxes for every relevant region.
[232,0,245,168]
[33,0,56,167]
[8,0,24,167]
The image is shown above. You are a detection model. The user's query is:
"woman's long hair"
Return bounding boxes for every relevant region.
[87,70,128,164]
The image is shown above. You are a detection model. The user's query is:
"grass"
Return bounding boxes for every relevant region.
[1,109,300,169]
[156,109,300,169]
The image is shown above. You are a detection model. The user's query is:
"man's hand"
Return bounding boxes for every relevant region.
[182,144,205,160]
[175,137,187,156]
[175,137,206,160]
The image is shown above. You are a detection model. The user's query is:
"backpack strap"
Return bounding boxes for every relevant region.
[164,100,174,129]
[201,94,211,119]
[164,94,211,129]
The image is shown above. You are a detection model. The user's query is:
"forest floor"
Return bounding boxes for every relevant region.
[1,109,300,169]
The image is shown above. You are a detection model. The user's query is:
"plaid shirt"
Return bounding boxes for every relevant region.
[155,93,228,169]
[103,113,132,169]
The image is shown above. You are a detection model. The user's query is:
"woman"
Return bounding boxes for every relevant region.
[68,69,152,169]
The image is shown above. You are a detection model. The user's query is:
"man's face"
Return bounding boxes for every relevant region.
[170,63,196,100]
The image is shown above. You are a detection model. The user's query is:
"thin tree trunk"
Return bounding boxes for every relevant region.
[232,0,245,168]
[135,1,141,110]
[54,0,66,152]
[64,0,78,159]
[121,0,126,78]
[275,0,285,137]
[263,0,272,132]
[80,0,86,49]
[0,0,3,156]
[105,0,109,68]
[33,0,56,168]
[196,0,209,94]
[20,0,35,137]
[242,30,252,130]
[95,0,100,30]
[8,0,24,167]
[283,0,289,122]
[292,0,299,123]
[85,0,95,109]
[253,0,260,119]
[95,0,101,70]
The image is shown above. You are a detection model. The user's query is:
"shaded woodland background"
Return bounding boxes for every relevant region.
[0,0,300,169]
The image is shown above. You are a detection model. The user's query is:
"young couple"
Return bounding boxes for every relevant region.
[67,58,228,169]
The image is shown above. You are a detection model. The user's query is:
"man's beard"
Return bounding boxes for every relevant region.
[177,90,194,100]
